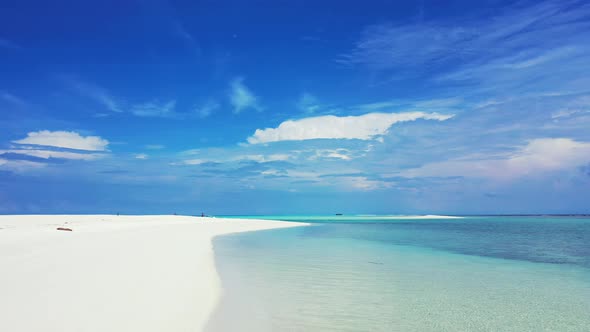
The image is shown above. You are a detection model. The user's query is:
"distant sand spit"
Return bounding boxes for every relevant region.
[0,215,307,332]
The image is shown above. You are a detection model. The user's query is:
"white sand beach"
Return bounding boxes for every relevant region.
[0,215,306,332]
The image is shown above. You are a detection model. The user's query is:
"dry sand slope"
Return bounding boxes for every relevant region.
[0,215,305,332]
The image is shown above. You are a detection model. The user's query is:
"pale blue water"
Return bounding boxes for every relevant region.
[207,216,590,331]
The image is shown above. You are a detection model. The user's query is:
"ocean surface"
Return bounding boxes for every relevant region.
[206,216,590,331]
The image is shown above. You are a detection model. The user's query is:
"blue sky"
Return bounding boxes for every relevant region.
[1,0,590,215]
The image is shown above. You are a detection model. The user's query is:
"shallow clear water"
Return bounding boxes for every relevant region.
[207,216,590,331]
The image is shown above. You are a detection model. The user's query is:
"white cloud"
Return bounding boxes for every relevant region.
[131,100,177,118]
[247,111,454,144]
[402,138,590,180]
[12,130,109,151]
[135,153,148,160]
[229,77,260,113]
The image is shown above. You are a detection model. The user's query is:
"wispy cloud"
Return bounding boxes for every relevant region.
[67,78,186,118]
[0,158,46,173]
[552,109,590,119]
[247,111,453,144]
[498,47,578,70]
[356,97,464,115]
[308,148,353,161]
[131,100,177,118]
[193,100,219,119]
[551,95,590,119]
[229,77,261,114]
[356,100,401,112]
[0,149,104,161]
[0,92,27,107]
[336,0,590,174]
[342,1,590,75]
[131,99,220,119]
[340,23,477,71]
[69,79,123,113]
[145,144,165,150]
[173,22,202,56]
[297,93,321,114]
[0,38,20,49]
[178,153,292,166]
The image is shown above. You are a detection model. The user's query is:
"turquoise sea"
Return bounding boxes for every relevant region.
[206,216,590,331]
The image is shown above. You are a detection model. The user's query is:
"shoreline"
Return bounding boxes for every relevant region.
[0,215,307,332]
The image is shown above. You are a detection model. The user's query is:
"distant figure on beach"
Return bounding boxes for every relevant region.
[201,212,204,217]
